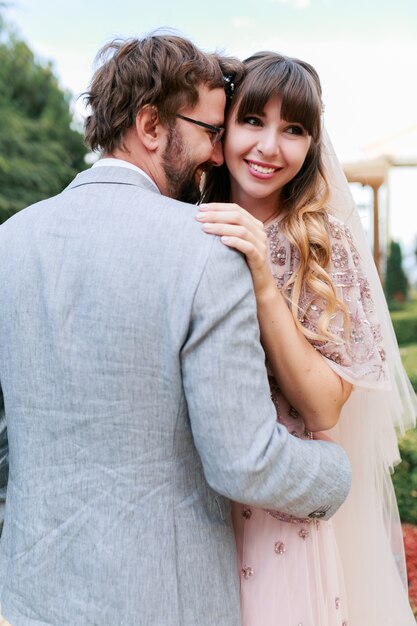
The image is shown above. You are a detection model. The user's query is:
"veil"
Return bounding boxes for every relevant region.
[322,131,417,624]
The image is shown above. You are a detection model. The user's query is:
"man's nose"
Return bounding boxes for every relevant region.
[209,140,224,167]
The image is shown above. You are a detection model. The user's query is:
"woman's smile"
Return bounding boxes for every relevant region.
[244,159,283,178]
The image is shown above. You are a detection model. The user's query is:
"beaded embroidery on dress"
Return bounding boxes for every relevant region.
[232,214,391,626]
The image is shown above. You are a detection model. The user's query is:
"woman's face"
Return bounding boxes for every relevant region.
[224,95,312,212]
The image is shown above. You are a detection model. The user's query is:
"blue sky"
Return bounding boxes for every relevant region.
[4,0,417,161]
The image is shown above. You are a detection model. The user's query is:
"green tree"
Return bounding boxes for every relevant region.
[0,14,87,223]
[384,240,409,308]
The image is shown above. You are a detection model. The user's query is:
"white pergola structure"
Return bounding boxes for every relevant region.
[343,125,417,277]
[343,156,391,277]
[343,155,417,278]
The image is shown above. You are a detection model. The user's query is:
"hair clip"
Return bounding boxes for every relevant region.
[223,75,235,99]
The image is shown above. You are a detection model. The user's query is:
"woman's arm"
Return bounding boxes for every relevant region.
[196,203,352,431]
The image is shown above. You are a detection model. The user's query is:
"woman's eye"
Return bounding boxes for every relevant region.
[286,125,305,136]
[243,116,262,127]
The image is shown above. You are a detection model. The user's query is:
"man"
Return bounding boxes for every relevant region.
[0,35,351,626]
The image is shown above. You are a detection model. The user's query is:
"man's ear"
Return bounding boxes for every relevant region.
[135,105,163,151]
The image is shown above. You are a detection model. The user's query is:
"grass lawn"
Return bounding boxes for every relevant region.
[400,343,417,392]
[391,294,417,318]
[391,296,417,318]
[390,296,417,346]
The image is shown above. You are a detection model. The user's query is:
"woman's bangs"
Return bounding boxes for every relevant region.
[235,56,321,140]
[235,69,280,122]
[280,69,321,139]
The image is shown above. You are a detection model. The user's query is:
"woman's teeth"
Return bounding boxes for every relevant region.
[248,162,277,174]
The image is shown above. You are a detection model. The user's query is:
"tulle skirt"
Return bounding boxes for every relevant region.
[329,391,417,626]
[232,388,417,626]
[232,503,349,626]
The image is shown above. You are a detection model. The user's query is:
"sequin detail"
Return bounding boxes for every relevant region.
[331,243,349,268]
[265,214,387,387]
[330,269,358,288]
[298,528,309,540]
[274,541,286,554]
[242,566,253,579]
[242,507,252,520]
[330,224,343,240]
[360,277,372,299]
[351,326,365,344]
[271,245,287,266]
[327,351,344,365]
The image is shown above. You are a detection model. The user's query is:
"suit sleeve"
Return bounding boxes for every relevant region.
[181,237,351,520]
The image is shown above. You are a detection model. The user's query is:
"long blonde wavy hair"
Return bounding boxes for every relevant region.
[202,51,348,342]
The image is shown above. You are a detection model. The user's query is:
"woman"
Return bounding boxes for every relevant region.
[197,52,416,625]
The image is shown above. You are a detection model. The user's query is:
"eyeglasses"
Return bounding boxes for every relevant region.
[175,114,225,147]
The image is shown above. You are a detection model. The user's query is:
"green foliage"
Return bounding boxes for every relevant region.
[391,298,417,522]
[391,316,417,346]
[0,21,87,223]
[390,298,417,346]
[400,344,417,392]
[393,428,417,524]
[385,240,409,308]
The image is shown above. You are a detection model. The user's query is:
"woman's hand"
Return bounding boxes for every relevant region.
[196,203,275,298]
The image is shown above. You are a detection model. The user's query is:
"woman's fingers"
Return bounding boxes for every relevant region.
[220,236,258,258]
[196,206,266,248]
[201,222,251,240]
[196,203,264,231]
[196,210,261,232]
[201,222,267,263]
[199,202,245,213]
[196,202,270,276]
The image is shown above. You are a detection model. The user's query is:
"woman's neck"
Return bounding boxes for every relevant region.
[230,188,281,224]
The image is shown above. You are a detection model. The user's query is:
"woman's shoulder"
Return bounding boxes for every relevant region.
[326,212,344,227]
[323,212,361,272]
[326,212,355,241]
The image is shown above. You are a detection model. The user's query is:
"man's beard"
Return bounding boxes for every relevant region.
[162,124,209,204]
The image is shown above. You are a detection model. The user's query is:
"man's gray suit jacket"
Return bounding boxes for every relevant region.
[0,166,351,626]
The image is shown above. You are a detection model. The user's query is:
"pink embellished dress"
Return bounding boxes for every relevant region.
[232,214,388,626]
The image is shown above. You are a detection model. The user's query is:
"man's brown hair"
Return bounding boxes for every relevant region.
[84,34,243,153]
